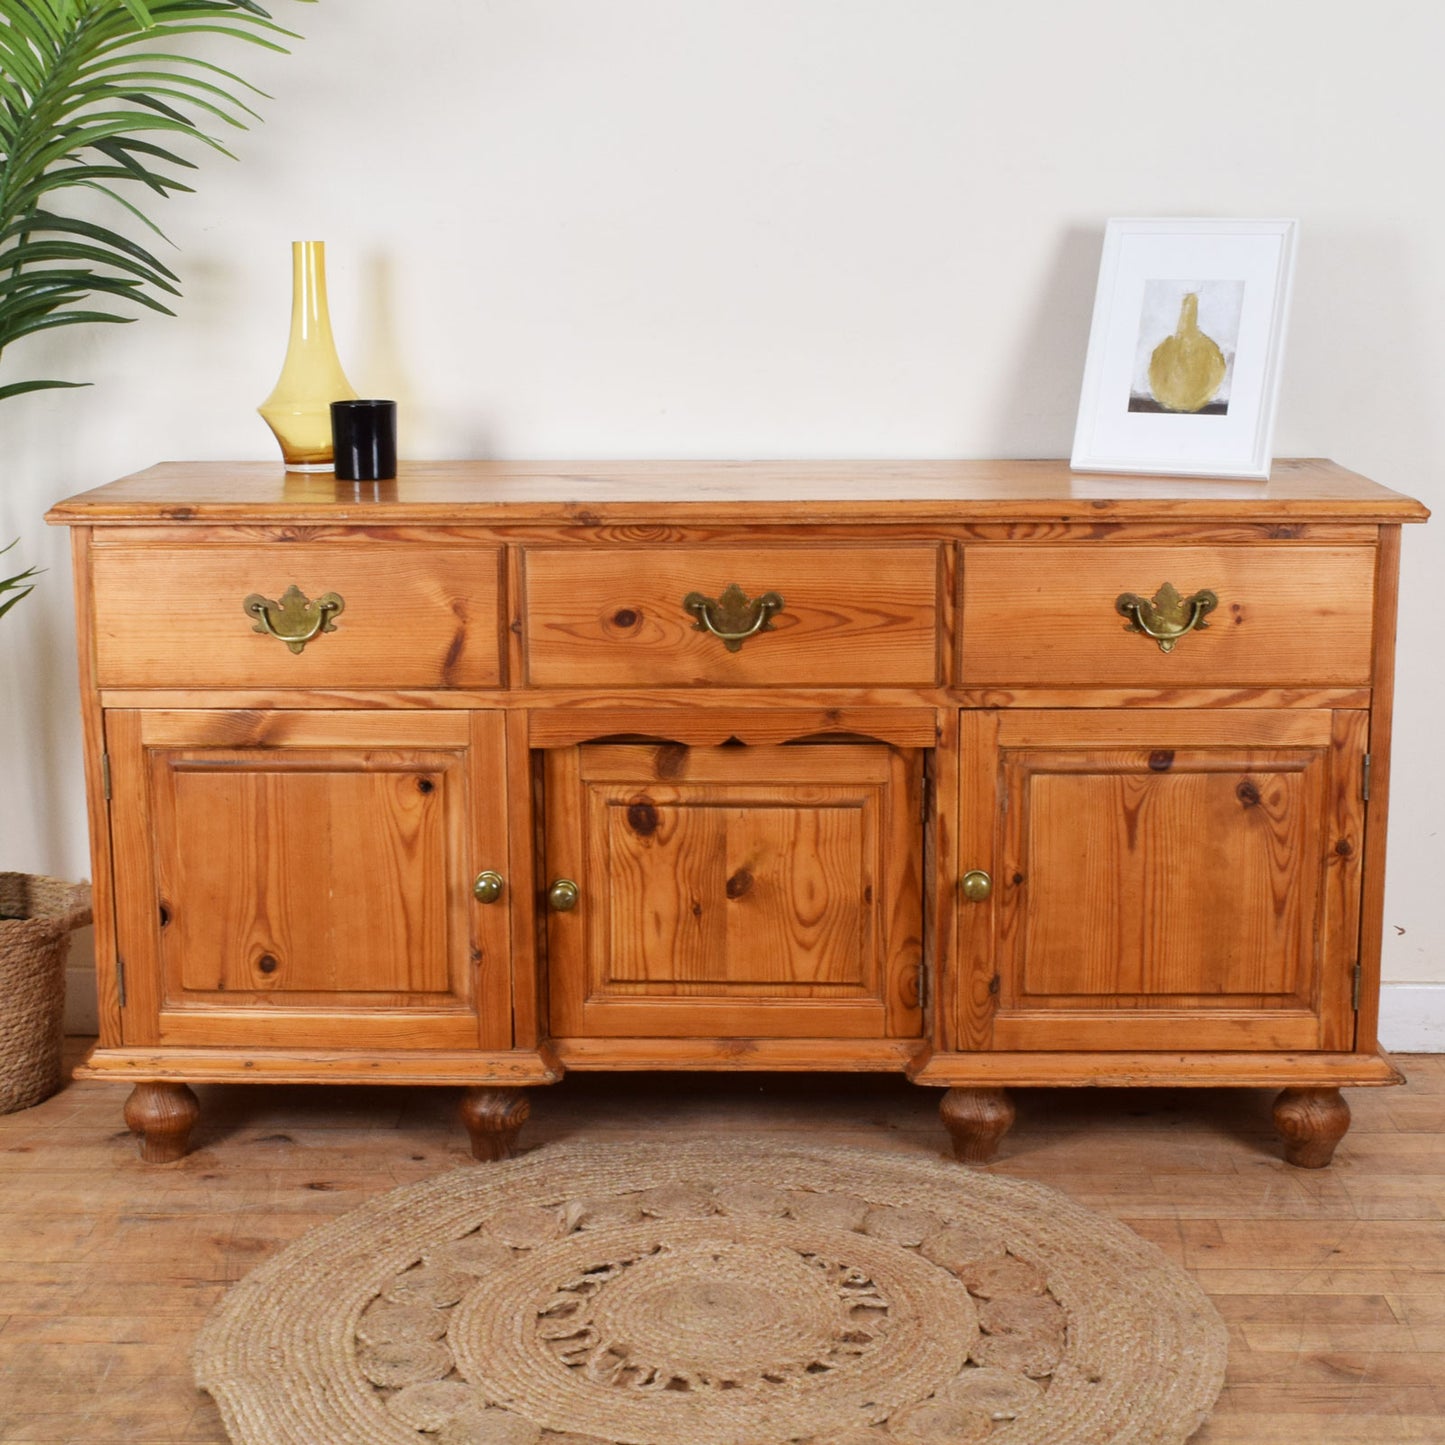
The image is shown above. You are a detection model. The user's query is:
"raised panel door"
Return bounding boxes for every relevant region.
[106,709,512,1050]
[545,742,924,1039]
[956,710,1366,1052]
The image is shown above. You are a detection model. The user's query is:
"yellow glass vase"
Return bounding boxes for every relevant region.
[258,241,357,470]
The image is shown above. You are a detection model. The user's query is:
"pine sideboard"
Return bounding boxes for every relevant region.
[47,459,1428,1167]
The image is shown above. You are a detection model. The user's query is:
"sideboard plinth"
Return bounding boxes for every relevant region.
[907,1050,1405,1089]
[74,1045,565,1088]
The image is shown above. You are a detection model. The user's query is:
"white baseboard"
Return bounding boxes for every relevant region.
[1378,983,1445,1053]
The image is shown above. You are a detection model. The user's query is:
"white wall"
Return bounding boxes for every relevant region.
[2,0,1441,1040]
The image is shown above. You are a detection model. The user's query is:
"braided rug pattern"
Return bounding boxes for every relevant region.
[195,1140,1225,1444]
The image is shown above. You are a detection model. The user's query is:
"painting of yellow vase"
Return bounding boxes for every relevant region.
[1129,279,1244,416]
[1071,217,1297,479]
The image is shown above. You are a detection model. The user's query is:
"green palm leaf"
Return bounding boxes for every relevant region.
[0,0,313,392]
[0,538,42,620]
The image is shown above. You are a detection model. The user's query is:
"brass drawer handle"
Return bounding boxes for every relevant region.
[1115,582,1217,654]
[244,584,345,654]
[682,583,785,653]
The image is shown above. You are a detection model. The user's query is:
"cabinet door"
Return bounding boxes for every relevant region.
[545,743,924,1040]
[957,710,1366,1052]
[107,710,511,1050]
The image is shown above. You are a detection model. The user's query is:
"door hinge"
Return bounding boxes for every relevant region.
[116,956,127,1009]
[920,773,932,824]
[1352,961,1363,1012]
[1362,753,1372,803]
[101,752,112,802]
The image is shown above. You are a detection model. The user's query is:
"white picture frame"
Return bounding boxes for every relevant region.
[1070,218,1298,480]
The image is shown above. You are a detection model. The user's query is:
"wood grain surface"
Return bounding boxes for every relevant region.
[907,1050,1404,1088]
[74,1046,564,1085]
[105,709,513,1054]
[44,457,1432,525]
[521,543,941,687]
[545,743,923,1041]
[1355,526,1405,1056]
[41,460,1427,1170]
[960,544,1377,687]
[66,528,124,1049]
[3,1043,1442,1443]
[959,709,1365,1055]
[91,544,503,689]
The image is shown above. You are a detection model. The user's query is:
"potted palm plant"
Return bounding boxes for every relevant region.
[0,0,311,1111]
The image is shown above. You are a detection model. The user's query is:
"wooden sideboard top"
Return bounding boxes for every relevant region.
[46,457,1428,527]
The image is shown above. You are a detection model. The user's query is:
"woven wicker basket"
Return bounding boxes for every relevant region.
[0,874,92,1114]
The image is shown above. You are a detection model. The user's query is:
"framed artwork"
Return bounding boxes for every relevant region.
[1070,218,1298,480]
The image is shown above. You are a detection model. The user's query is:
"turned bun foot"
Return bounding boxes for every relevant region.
[1273,1086,1351,1168]
[940,1086,1015,1165]
[460,1086,530,1161]
[122,1082,201,1163]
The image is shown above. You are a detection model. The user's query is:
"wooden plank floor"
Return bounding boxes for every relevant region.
[1,1045,1442,1444]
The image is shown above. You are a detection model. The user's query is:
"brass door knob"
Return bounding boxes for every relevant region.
[961,870,993,903]
[472,871,505,904]
[548,879,580,912]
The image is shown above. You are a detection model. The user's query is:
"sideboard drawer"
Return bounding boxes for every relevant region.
[93,544,503,688]
[960,544,1376,687]
[522,544,942,687]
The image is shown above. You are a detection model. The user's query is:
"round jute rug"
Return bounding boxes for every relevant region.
[194,1140,1226,1445]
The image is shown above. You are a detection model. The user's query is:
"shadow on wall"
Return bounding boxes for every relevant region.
[976,225,1102,456]
[63,925,97,1035]
[352,249,504,459]
[0,397,87,875]
[357,250,416,416]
